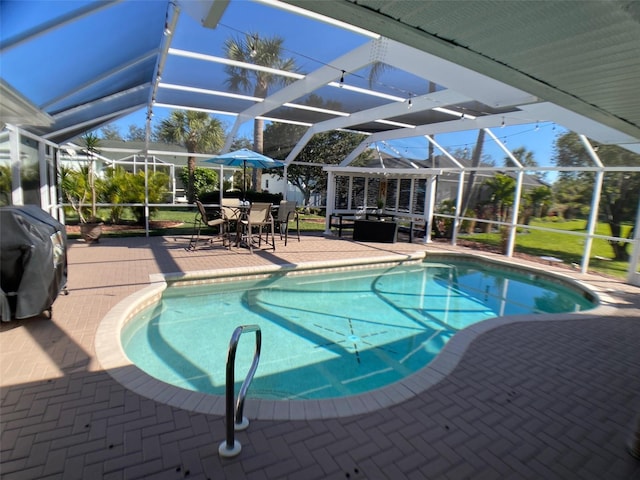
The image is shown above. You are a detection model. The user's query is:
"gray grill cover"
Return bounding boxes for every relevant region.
[0,206,68,320]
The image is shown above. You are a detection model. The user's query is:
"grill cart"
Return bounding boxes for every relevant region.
[0,206,68,321]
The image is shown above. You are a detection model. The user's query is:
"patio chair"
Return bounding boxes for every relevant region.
[223,198,242,207]
[220,202,243,247]
[187,200,229,251]
[276,200,300,246]
[240,202,275,252]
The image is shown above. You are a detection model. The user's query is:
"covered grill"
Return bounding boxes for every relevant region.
[0,205,68,321]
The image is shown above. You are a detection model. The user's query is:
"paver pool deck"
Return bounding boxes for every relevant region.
[1,232,639,479]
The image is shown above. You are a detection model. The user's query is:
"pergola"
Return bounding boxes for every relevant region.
[1,0,640,282]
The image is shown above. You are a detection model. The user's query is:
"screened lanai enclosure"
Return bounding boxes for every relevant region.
[1,0,640,284]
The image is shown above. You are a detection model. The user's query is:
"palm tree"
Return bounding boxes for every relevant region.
[484,173,516,222]
[224,33,297,191]
[81,132,101,219]
[506,146,546,181]
[157,110,225,203]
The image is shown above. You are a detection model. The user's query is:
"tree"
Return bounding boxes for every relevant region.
[506,146,546,181]
[59,166,90,222]
[264,121,371,206]
[156,110,225,203]
[100,123,122,140]
[0,164,10,205]
[179,167,218,199]
[228,137,254,190]
[230,137,253,151]
[552,131,640,260]
[597,145,640,260]
[483,173,516,222]
[126,125,146,142]
[102,166,129,223]
[82,133,101,220]
[552,176,591,219]
[526,185,553,218]
[223,33,297,191]
[127,170,170,224]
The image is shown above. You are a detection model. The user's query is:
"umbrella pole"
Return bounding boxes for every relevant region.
[242,160,246,202]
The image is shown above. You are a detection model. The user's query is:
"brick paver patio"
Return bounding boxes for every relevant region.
[1,232,639,479]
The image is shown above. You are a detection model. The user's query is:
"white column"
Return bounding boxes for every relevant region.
[170,164,176,204]
[38,141,49,211]
[143,113,152,236]
[582,170,604,273]
[324,171,336,235]
[627,194,640,285]
[423,175,436,243]
[10,127,22,205]
[44,146,61,221]
[451,171,465,246]
[408,178,415,214]
[53,148,63,222]
[579,135,605,274]
[506,170,524,257]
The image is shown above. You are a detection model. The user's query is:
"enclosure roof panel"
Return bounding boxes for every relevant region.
[1,0,639,156]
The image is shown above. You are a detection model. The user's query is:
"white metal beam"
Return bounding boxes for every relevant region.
[484,128,523,168]
[579,134,604,168]
[425,135,464,169]
[285,89,470,165]
[225,38,382,145]
[324,166,442,176]
[201,0,230,29]
[0,0,121,52]
[42,104,143,139]
[521,102,640,147]
[359,110,535,146]
[50,84,150,121]
[41,50,158,110]
[378,38,539,109]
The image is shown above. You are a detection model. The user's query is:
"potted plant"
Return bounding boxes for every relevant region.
[59,133,104,242]
[79,133,104,242]
[377,197,385,213]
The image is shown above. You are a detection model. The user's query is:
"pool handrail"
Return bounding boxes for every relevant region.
[218,324,262,458]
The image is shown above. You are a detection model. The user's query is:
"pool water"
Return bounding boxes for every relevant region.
[121,260,595,400]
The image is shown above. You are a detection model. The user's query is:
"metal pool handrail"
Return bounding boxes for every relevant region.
[218,324,262,458]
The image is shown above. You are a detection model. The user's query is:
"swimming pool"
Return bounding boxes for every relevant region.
[119,255,596,404]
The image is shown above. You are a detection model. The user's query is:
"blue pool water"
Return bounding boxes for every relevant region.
[121,260,595,400]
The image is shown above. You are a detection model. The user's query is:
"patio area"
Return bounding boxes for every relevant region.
[1,232,640,479]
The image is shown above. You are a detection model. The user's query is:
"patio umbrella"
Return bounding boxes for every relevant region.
[205,149,285,201]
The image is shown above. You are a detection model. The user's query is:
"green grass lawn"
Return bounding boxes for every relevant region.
[65,208,633,279]
[64,206,328,239]
[461,218,632,279]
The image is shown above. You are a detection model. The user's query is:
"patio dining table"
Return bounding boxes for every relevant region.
[232,203,278,251]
